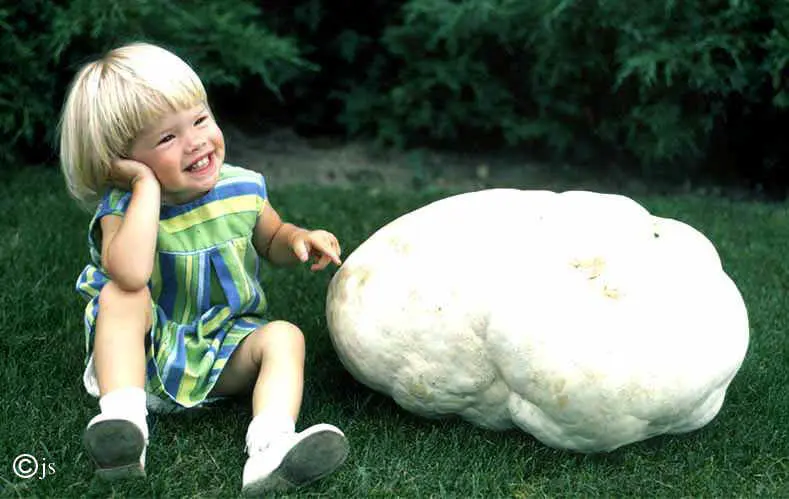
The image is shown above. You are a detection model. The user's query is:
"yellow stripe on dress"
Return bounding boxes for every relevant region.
[203,307,232,335]
[82,266,100,298]
[182,253,194,323]
[177,365,200,404]
[229,239,253,304]
[212,357,228,371]
[159,195,259,234]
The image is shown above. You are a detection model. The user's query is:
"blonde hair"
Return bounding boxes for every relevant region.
[58,42,208,204]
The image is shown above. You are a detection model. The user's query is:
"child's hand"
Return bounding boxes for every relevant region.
[111,158,159,191]
[290,230,342,271]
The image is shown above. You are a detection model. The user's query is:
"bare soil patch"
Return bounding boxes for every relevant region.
[223,126,748,199]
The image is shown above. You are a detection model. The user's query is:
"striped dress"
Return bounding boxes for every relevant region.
[76,164,269,408]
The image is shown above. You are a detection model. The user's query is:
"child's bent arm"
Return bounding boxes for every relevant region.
[101,177,161,291]
[252,202,306,267]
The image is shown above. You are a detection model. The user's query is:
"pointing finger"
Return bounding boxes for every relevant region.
[310,238,342,265]
[311,254,332,271]
[294,239,310,262]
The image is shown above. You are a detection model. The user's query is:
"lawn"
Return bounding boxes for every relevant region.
[0,166,787,498]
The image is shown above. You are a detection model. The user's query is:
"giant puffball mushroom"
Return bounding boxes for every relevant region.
[326,189,749,452]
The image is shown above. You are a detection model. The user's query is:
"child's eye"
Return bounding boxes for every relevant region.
[157,134,175,145]
[195,115,208,126]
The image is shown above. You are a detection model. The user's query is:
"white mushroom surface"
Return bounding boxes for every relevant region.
[327,189,749,452]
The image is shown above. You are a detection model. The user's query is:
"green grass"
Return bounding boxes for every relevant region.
[0,167,787,498]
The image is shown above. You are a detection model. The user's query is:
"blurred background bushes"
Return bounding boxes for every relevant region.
[2,0,788,196]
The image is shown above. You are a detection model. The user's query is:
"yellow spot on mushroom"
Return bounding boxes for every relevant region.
[571,256,606,279]
[352,267,371,288]
[409,381,432,400]
[557,394,570,409]
[603,285,621,299]
[388,236,412,255]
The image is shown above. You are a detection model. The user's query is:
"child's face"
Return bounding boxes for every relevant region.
[129,104,225,204]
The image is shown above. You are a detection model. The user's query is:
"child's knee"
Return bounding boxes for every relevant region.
[97,281,152,329]
[98,280,151,308]
[256,321,305,359]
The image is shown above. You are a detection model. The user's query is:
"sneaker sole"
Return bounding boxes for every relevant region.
[83,419,146,480]
[243,425,349,495]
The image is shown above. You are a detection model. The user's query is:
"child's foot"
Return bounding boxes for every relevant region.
[242,423,349,495]
[83,413,148,480]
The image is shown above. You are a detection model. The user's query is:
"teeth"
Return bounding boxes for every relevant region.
[188,156,210,171]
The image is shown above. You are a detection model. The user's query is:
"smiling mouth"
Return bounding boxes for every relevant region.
[185,154,212,173]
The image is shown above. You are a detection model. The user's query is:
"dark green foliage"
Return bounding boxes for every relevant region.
[333,1,786,181]
[252,0,789,192]
[0,0,312,165]
[0,1,59,163]
[3,1,789,192]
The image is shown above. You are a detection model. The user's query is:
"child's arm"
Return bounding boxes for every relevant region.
[100,160,161,291]
[253,202,342,270]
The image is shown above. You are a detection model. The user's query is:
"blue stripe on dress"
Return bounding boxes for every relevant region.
[75,270,87,293]
[204,323,228,346]
[234,317,263,333]
[158,253,177,317]
[218,344,238,358]
[241,279,260,316]
[96,190,131,219]
[197,252,210,314]
[210,251,240,312]
[117,193,131,213]
[159,179,261,220]
[199,304,224,326]
[162,324,189,396]
[76,265,103,297]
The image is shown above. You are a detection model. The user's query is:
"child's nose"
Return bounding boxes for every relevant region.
[186,131,207,152]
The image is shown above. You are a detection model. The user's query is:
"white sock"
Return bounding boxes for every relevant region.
[99,387,148,437]
[246,410,296,455]
[99,386,147,415]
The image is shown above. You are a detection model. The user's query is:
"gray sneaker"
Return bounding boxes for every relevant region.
[83,414,147,480]
[242,423,349,495]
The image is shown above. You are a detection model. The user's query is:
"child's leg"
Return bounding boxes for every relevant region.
[93,281,152,394]
[84,281,152,479]
[211,320,305,419]
[209,320,349,494]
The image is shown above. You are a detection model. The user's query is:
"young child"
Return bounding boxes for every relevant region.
[58,42,349,494]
